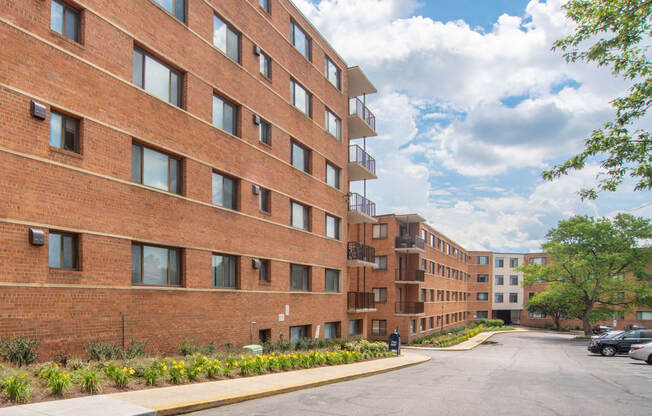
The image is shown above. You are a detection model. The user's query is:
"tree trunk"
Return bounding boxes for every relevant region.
[582,305,594,336]
[554,313,561,331]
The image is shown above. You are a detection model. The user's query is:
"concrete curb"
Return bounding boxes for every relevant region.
[402,329,532,352]
[150,354,431,415]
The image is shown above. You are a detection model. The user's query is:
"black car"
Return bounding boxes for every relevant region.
[592,325,614,335]
[624,324,648,331]
[588,330,652,356]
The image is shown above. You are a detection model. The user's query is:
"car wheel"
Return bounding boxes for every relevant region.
[647,355,652,365]
[601,346,616,357]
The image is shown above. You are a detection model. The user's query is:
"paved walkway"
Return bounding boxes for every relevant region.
[402,328,530,351]
[0,352,429,416]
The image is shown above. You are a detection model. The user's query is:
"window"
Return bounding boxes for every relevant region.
[528,292,535,300]
[446,291,450,301]
[371,320,386,335]
[324,56,342,90]
[477,292,488,301]
[290,201,310,231]
[131,143,181,194]
[290,20,311,60]
[324,322,339,339]
[131,243,180,285]
[48,232,78,269]
[495,257,504,267]
[420,318,426,331]
[476,274,489,283]
[421,229,427,241]
[429,262,435,274]
[259,329,271,343]
[213,15,240,62]
[509,293,518,303]
[372,288,387,303]
[529,257,547,265]
[430,234,435,247]
[133,47,182,107]
[349,319,362,336]
[291,141,310,173]
[509,275,518,285]
[420,289,426,302]
[258,119,271,144]
[372,224,387,239]
[325,269,339,292]
[212,254,237,288]
[325,109,342,140]
[258,187,271,213]
[259,52,271,78]
[445,314,450,324]
[495,275,504,285]
[529,311,545,318]
[212,95,238,135]
[636,311,652,320]
[373,255,387,270]
[153,0,185,22]
[259,0,271,13]
[430,289,435,301]
[259,259,270,283]
[326,162,340,189]
[478,256,489,265]
[421,258,427,271]
[290,264,309,291]
[49,111,79,153]
[429,316,434,328]
[50,0,80,42]
[212,172,238,210]
[290,79,311,116]
[613,311,625,320]
[325,214,340,239]
[509,258,519,268]
[290,325,309,342]
[410,319,416,334]
[495,293,504,303]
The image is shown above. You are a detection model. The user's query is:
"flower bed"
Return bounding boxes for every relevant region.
[408,319,514,347]
[0,339,393,407]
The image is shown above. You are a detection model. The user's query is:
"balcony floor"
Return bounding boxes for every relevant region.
[348,162,377,182]
[347,259,376,268]
[348,210,377,224]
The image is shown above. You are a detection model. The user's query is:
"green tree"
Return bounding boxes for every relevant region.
[544,0,652,199]
[522,214,652,335]
[525,283,582,330]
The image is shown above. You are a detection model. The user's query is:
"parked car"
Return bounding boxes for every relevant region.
[591,330,623,340]
[629,343,652,364]
[624,324,648,331]
[588,330,652,356]
[592,325,614,335]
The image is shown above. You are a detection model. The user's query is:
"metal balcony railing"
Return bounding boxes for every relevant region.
[349,144,376,175]
[395,268,425,283]
[395,301,425,315]
[349,193,376,218]
[394,236,426,250]
[347,292,375,311]
[347,242,375,263]
[349,97,376,131]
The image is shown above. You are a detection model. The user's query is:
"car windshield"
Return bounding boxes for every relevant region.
[601,331,623,339]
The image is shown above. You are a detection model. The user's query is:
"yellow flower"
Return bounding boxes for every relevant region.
[172,360,177,365]
[129,368,135,375]
[163,365,167,371]
[180,369,184,374]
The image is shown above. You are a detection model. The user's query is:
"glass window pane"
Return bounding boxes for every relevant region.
[48,233,61,268]
[133,49,143,87]
[225,256,236,287]
[143,147,169,191]
[144,55,171,102]
[213,255,223,287]
[213,15,227,52]
[62,235,75,269]
[292,202,305,229]
[170,71,180,107]
[49,112,62,148]
[212,172,223,206]
[212,95,224,130]
[292,143,305,171]
[63,117,77,151]
[293,82,307,114]
[227,28,239,62]
[143,246,169,285]
[169,249,179,285]
[224,102,235,135]
[64,8,78,41]
[131,144,142,183]
[169,158,180,194]
[132,244,141,284]
[155,0,174,14]
[174,0,185,21]
[223,177,234,209]
[50,1,63,34]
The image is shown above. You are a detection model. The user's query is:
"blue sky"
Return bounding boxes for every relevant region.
[297,0,652,252]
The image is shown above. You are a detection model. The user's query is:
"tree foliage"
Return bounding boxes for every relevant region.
[525,283,583,329]
[544,0,652,199]
[522,214,652,335]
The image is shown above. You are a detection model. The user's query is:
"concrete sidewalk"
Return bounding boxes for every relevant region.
[0,352,429,416]
[403,328,531,351]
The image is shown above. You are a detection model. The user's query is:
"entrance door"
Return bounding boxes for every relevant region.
[496,310,511,325]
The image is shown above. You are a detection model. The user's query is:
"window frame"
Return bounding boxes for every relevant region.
[259,51,272,79]
[325,161,340,189]
[212,253,238,288]
[213,14,241,63]
[259,0,271,14]
[372,223,387,239]
[153,0,185,23]
[212,94,239,136]
[495,275,504,285]
[290,201,310,231]
[373,255,387,270]
[290,79,312,117]
[324,56,342,90]
[509,275,519,286]
[371,319,387,336]
[324,322,340,339]
[131,142,182,195]
[212,171,239,210]
[476,274,489,283]
[372,287,387,303]
[48,231,79,270]
[348,319,362,336]
[478,256,489,265]
[133,46,183,107]
[290,19,311,61]
[290,264,310,291]
[259,187,271,213]
[325,269,340,293]
[49,110,80,153]
[509,293,518,303]
[131,243,182,286]
[495,293,504,303]
[325,213,340,240]
[325,108,342,140]
[291,141,311,173]
[636,311,652,320]
[50,0,81,43]
[476,292,489,301]
[259,259,270,283]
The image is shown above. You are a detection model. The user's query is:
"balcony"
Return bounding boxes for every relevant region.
[347,242,375,267]
[347,292,376,313]
[395,268,425,284]
[347,66,377,98]
[394,236,425,253]
[348,97,377,139]
[395,301,425,315]
[348,144,377,181]
[348,193,377,224]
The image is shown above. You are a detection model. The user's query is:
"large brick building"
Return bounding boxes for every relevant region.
[0,0,379,355]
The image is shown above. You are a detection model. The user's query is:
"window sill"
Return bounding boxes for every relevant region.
[259,73,273,85]
[258,209,272,217]
[49,30,85,50]
[49,268,82,274]
[49,146,83,159]
[257,139,273,149]
[258,281,271,286]
[132,283,184,288]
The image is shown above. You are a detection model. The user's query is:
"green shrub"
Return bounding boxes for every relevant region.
[37,363,61,380]
[486,319,504,327]
[121,339,147,360]
[0,338,40,367]
[168,360,187,384]
[47,371,72,396]
[142,365,163,386]
[85,341,121,361]
[80,368,101,394]
[66,358,86,371]
[178,339,197,356]
[4,374,31,403]
[200,341,216,356]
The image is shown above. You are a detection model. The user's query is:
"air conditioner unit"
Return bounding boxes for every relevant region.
[253,114,261,125]
[30,100,46,120]
[252,258,262,269]
[252,184,260,195]
[253,45,261,56]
